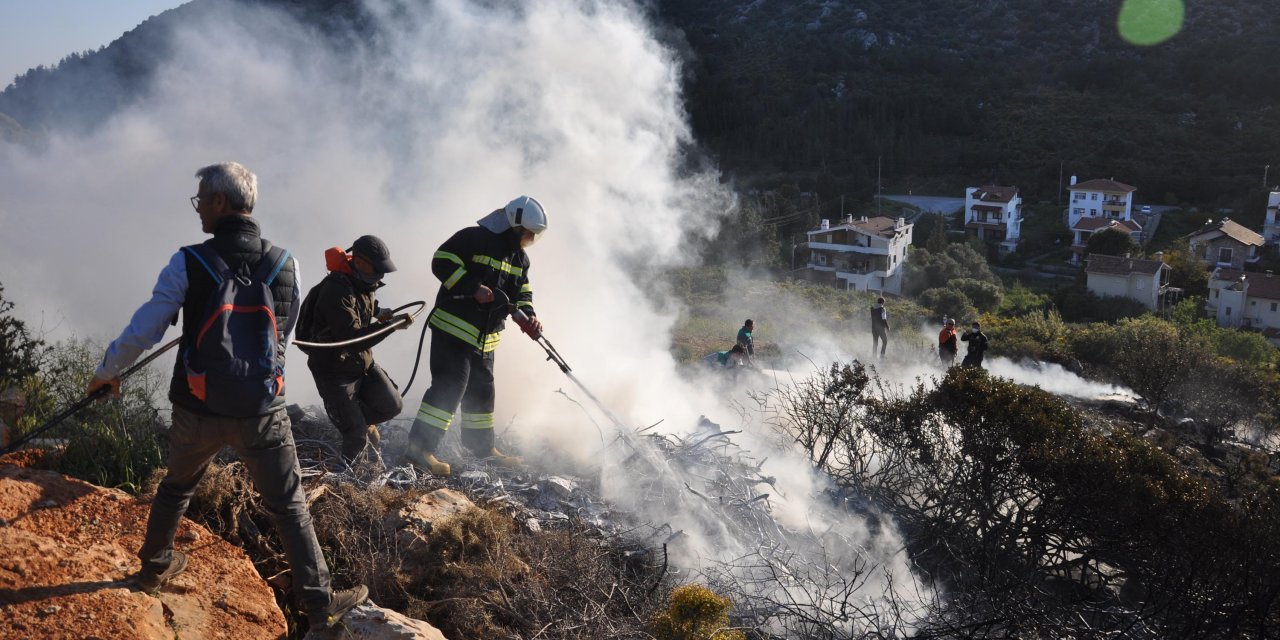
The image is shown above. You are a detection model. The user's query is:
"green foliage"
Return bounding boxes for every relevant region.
[982,311,1072,364]
[0,282,45,391]
[17,339,167,492]
[996,282,1050,317]
[950,277,1003,312]
[917,287,977,324]
[1051,287,1148,323]
[649,584,745,640]
[903,243,1001,298]
[1084,228,1140,258]
[1072,316,1212,414]
[1161,240,1208,297]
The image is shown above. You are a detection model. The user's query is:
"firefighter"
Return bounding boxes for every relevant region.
[403,196,546,475]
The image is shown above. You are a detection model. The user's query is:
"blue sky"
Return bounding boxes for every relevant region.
[1,1,186,87]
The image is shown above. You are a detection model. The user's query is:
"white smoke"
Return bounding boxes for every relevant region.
[0,0,929,632]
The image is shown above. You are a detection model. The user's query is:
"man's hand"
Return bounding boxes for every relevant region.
[376,309,394,323]
[473,285,494,304]
[86,376,121,402]
[525,315,543,336]
[393,313,415,330]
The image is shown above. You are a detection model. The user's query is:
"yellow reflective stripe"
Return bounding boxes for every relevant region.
[434,251,465,266]
[520,283,533,293]
[482,332,502,352]
[430,309,480,340]
[515,301,533,309]
[472,255,524,277]
[461,413,494,429]
[444,267,467,289]
[435,251,468,289]
[416,402,453,429]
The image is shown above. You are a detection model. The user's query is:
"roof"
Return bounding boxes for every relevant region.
[1188,218,1265,247]
[808,216,907,239]
[1085,253,1165,276]
[1070,178,1137,193]
[1072,217,1142,233]
[971,185,1018,203]
[1212,268,1280,301]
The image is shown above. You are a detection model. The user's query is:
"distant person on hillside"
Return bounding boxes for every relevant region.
[704,343,750,370]
[870,297,890,358]
[1042,300,1056,321]
[736,319,755,357]
[961,321,989,369]
[939,318,958,366]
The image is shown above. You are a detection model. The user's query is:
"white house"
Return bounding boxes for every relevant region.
[964,185,1022,253]
[804,215,913,294]
[1207,267,1280,346]
[1084,253,1168,310]
[1264,191,1280,249]
[1186,218,1265,270]
[1067,177,1141,264]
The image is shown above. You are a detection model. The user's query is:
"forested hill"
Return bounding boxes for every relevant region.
[4,0,1279,208]
[662,0,1280,208]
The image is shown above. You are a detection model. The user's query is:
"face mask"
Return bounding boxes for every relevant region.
[354,269,383,286]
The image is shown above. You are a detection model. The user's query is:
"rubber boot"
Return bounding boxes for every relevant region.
[461,428,522,468]
[403,425,451,475]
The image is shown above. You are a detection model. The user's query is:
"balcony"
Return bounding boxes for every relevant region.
[806,241,888,255]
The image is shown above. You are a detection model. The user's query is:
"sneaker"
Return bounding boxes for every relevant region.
[135,550,188,593]
[310,585,369,629]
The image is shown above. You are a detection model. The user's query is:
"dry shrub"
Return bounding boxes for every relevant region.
[649,584,746,640]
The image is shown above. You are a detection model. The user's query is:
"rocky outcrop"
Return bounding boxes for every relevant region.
[0,458,287,639]
[383,488,478,550]
[306,604,448,639]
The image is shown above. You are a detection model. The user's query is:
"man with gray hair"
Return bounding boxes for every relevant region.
[86,162,367,630]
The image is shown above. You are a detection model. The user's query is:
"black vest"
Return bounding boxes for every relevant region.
[169,215,299,415]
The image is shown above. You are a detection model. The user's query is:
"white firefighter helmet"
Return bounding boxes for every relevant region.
[505,196,547,234]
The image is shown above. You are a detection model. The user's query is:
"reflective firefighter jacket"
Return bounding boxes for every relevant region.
[428,226,535,352]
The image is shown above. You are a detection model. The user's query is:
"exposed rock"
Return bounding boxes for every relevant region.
[306,603,448,639]
[0,458,286,638]
[383,488,477,549]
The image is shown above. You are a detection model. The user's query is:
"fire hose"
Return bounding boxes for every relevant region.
[1,337,181,455]
[2,301,431,455]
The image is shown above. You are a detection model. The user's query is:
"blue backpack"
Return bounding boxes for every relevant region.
[181,242,291,417]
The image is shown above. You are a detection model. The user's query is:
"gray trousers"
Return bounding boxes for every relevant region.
[139,404,332,614]
[313,364,403,460]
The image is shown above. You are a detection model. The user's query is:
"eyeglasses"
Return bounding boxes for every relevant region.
[190,195,202,211]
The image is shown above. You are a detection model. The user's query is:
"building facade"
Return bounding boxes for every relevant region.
[1186,218,1265,270]
[1084,253,1168,310]
[1207,268,1280,345]
[1264,191,1280,250]
[964,185,1022,253]
[1067,177,1141,264]
[804,216,913,295]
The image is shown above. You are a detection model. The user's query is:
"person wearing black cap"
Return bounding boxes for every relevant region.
[296,234,411,462]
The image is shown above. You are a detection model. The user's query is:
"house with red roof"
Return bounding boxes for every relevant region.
[1066,177,1141,264]
[803,215,913,294]
[1208,268,1280,346]
[964,185,1022,253]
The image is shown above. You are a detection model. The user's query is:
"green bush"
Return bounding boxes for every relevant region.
[918,287,977,324]
[649,584,746,640]
[0,282,45,391]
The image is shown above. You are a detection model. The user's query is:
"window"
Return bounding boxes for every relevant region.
[817,254,827,265]
[1219,247,1233,263]
[1214,289,1219,299]
[1251,300,1257,306]
[1074,207,1085,215]
[1091,193,1098,200]
[1272,302,1277,312]
[1226,307,1232,317]
[1074,192,1085,200]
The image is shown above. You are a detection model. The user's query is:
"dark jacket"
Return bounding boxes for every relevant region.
[296,266,390,375]
[170,215,298,415]
[961,329,989,359]
[428,226,535,352]
[870,305,889,331]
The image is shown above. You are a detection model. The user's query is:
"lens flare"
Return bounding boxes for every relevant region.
[1117,0,1184,46]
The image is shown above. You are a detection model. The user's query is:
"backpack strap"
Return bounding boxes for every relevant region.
[251,246,290,286]
[181,242,231,285]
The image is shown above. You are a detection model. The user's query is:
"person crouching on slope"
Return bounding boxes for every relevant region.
[296,235,412,463]
[403,196,547,476]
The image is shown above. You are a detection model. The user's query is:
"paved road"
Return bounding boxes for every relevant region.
[879,194,965,216]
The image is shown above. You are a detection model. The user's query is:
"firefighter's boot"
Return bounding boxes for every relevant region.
[403,426,451,476]
[462,428,522,468]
